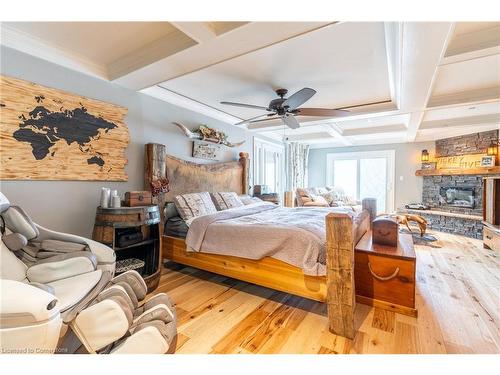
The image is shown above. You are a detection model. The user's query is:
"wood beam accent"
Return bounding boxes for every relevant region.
[325,212,356,339]
[415,167,500,176]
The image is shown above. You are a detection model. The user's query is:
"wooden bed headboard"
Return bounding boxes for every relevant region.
[144,143,250,218]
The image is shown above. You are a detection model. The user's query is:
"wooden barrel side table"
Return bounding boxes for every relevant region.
[92,205,161,293]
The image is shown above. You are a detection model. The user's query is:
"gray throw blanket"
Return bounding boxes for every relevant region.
[186,202,354,276]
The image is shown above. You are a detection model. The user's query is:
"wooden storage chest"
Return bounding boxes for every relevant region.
[355,231,417,317]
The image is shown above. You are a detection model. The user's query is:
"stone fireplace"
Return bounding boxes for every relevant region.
[406,130,499,239]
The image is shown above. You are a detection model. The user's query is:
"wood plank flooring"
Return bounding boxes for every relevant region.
[153,231,499,354]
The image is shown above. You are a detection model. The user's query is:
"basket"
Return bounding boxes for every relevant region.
[115,258,145,275]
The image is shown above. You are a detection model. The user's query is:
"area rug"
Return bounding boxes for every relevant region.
[399,228,442,248]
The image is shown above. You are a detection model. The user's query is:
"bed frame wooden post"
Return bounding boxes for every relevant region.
[145,143,168,223]
[362,198,377,227]
[239,152,250,195]
[325,212,356,339]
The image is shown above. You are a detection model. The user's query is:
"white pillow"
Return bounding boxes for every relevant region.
[211,192,244,210]
[238,195,262,205]
[173,192,217,221]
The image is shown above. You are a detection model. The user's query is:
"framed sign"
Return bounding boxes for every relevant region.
[481,156,495,167]
[192,140,222,161]
[0,75,129,181]
[435,154,484,169]
[421,162,436,170]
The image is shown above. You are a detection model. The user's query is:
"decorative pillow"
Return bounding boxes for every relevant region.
[319,191,336,205]
[238,195,262,205]
[211,192,244,210]
[173,192,217,221]
[310,195,329,206]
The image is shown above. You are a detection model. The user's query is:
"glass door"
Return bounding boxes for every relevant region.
[253,138,284,195]
[327,150,395,213]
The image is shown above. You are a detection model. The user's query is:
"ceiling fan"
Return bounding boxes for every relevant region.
[220,88,350,129]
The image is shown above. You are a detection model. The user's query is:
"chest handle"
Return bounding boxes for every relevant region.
[368,262,400,281]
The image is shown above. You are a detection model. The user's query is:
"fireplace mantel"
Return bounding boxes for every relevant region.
[415,166,500,176]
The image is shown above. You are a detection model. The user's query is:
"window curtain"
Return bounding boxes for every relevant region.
[285,142,310,191]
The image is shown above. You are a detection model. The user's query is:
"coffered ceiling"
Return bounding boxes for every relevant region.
[1,21,499,148]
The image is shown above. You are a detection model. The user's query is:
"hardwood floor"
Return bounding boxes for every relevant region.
[154,231,499,354]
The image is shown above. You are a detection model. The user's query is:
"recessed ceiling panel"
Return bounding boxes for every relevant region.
[159,22,391,120]
[4,22,177,65]
[336,114,410,131]
[423,101,500,121]
[433,54,500,95]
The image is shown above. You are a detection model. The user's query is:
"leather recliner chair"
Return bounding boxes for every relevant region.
[0,192,177,354]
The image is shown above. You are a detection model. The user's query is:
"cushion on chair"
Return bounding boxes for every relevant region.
[27,252,97,283]
[0,240,28,282]
[41,239,87,253]
[47,270,103,312]
[2,206,39,240]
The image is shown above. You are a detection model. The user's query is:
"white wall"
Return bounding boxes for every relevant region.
[0,46,251,236]
[308,141,435,210]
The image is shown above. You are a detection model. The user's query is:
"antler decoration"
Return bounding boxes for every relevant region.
[172,122,245,148]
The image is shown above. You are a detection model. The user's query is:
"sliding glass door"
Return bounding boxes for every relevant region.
[326,150,395,213]
[253,138,284,195]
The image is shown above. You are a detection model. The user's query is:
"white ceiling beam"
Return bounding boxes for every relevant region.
[384,22,403,107]
[112,22,332,90]
[403,22,455,141]
[108,30,197,81]
[140,86,241,125]
[326,124,352,146]
[170,22,217,44]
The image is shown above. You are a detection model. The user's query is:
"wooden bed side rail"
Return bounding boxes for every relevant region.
[326,198,376,339]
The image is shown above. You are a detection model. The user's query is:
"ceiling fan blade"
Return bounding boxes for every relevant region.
[281,114,300,129]
[247,115,281,124]
[220,101,269,111]
[295,108,350,117]
[234,113,273,126]
[282,88,316,110]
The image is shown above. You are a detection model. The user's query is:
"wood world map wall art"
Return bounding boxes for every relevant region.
[0,75,129,181]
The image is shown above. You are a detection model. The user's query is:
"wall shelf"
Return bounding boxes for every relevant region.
[415,167,500,176]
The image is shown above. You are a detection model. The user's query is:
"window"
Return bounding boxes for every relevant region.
[253,138,284,195]
[326,150,395,213]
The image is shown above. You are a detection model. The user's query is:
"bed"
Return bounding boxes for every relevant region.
[144,143,377,339]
